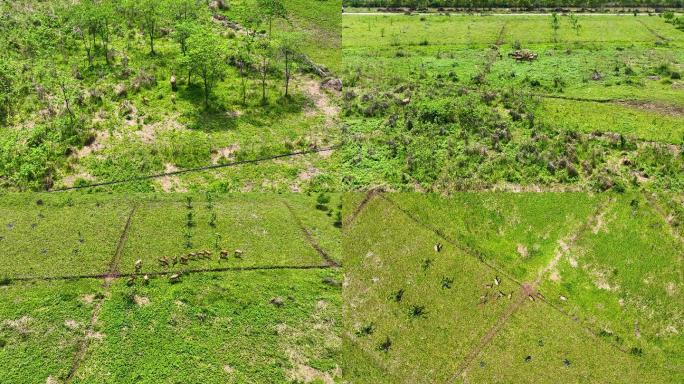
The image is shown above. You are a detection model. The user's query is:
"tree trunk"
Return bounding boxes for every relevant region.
[261,74,266,104]
[261,57,267,104]
[284,51,289,97]
[203,71,209,108]
[60,82,74,126]
[240,68,247,105]
[149,24,155,55]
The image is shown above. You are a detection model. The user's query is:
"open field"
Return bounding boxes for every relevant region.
[0,0,342,192]
[342,191,684,383]
[341,13,684,192]
[0,193,341,383]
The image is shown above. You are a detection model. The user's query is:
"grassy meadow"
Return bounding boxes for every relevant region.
[0,193,342,383]
[342,192,684,383]
[341,13,684,192]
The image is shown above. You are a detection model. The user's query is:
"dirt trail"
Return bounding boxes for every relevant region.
[300,77,340,125]
[451,199,614,381]
[534,198,612,286]
[344,189,380,227]
[73,130,109,159]
[451,289,530,381]
[65,204,137,384]
[637,18,670,42]
[158,163,187,193]
[282,200,340,267]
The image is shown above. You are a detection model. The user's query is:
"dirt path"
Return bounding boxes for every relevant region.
[343,189,380,227]
[450,198,614,381]
[300,77,340,126]
[158,163,187,193]
[65,204,137,384]
[637,18,670,42]
[48,146,339,192]
[534,198,612,286]
[450,288,530,381]
[282,200,340,267]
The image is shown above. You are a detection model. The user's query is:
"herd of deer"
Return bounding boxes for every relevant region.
[125,249,245,286]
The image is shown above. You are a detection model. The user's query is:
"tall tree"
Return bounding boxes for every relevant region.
[174,20,198,55]
[70,0,99,66]
[257,0,288,37]
[139,0,166,55]
[235,38,255,106]
[277,34,301,98]
[569,14,581,36]
[550,12,560,44]
[94,0,116,64]
[181,28,228,108]
[256,37,274,105]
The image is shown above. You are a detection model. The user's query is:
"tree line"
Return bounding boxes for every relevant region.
[343,0,684,9]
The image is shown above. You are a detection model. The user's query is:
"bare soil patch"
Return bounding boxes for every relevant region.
[615,100,684,117]
[300,78,339,125]
[211,144,240,164]
[158,163,186,192]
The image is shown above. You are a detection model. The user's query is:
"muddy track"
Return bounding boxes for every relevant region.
[282,200,340,267]
[65,204,137,383]
[343,189,380,227]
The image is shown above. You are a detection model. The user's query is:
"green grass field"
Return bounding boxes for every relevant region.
[341,13,684,192]
[0,193,342,383]
[342,192,684,383]
[71,269,341,383]
[0,279,104,383]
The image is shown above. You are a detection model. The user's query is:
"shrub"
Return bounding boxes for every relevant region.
[378,337,392,352]
[409,305,426,318]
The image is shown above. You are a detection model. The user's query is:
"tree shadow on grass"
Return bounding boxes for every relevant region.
[177,83,309,133]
